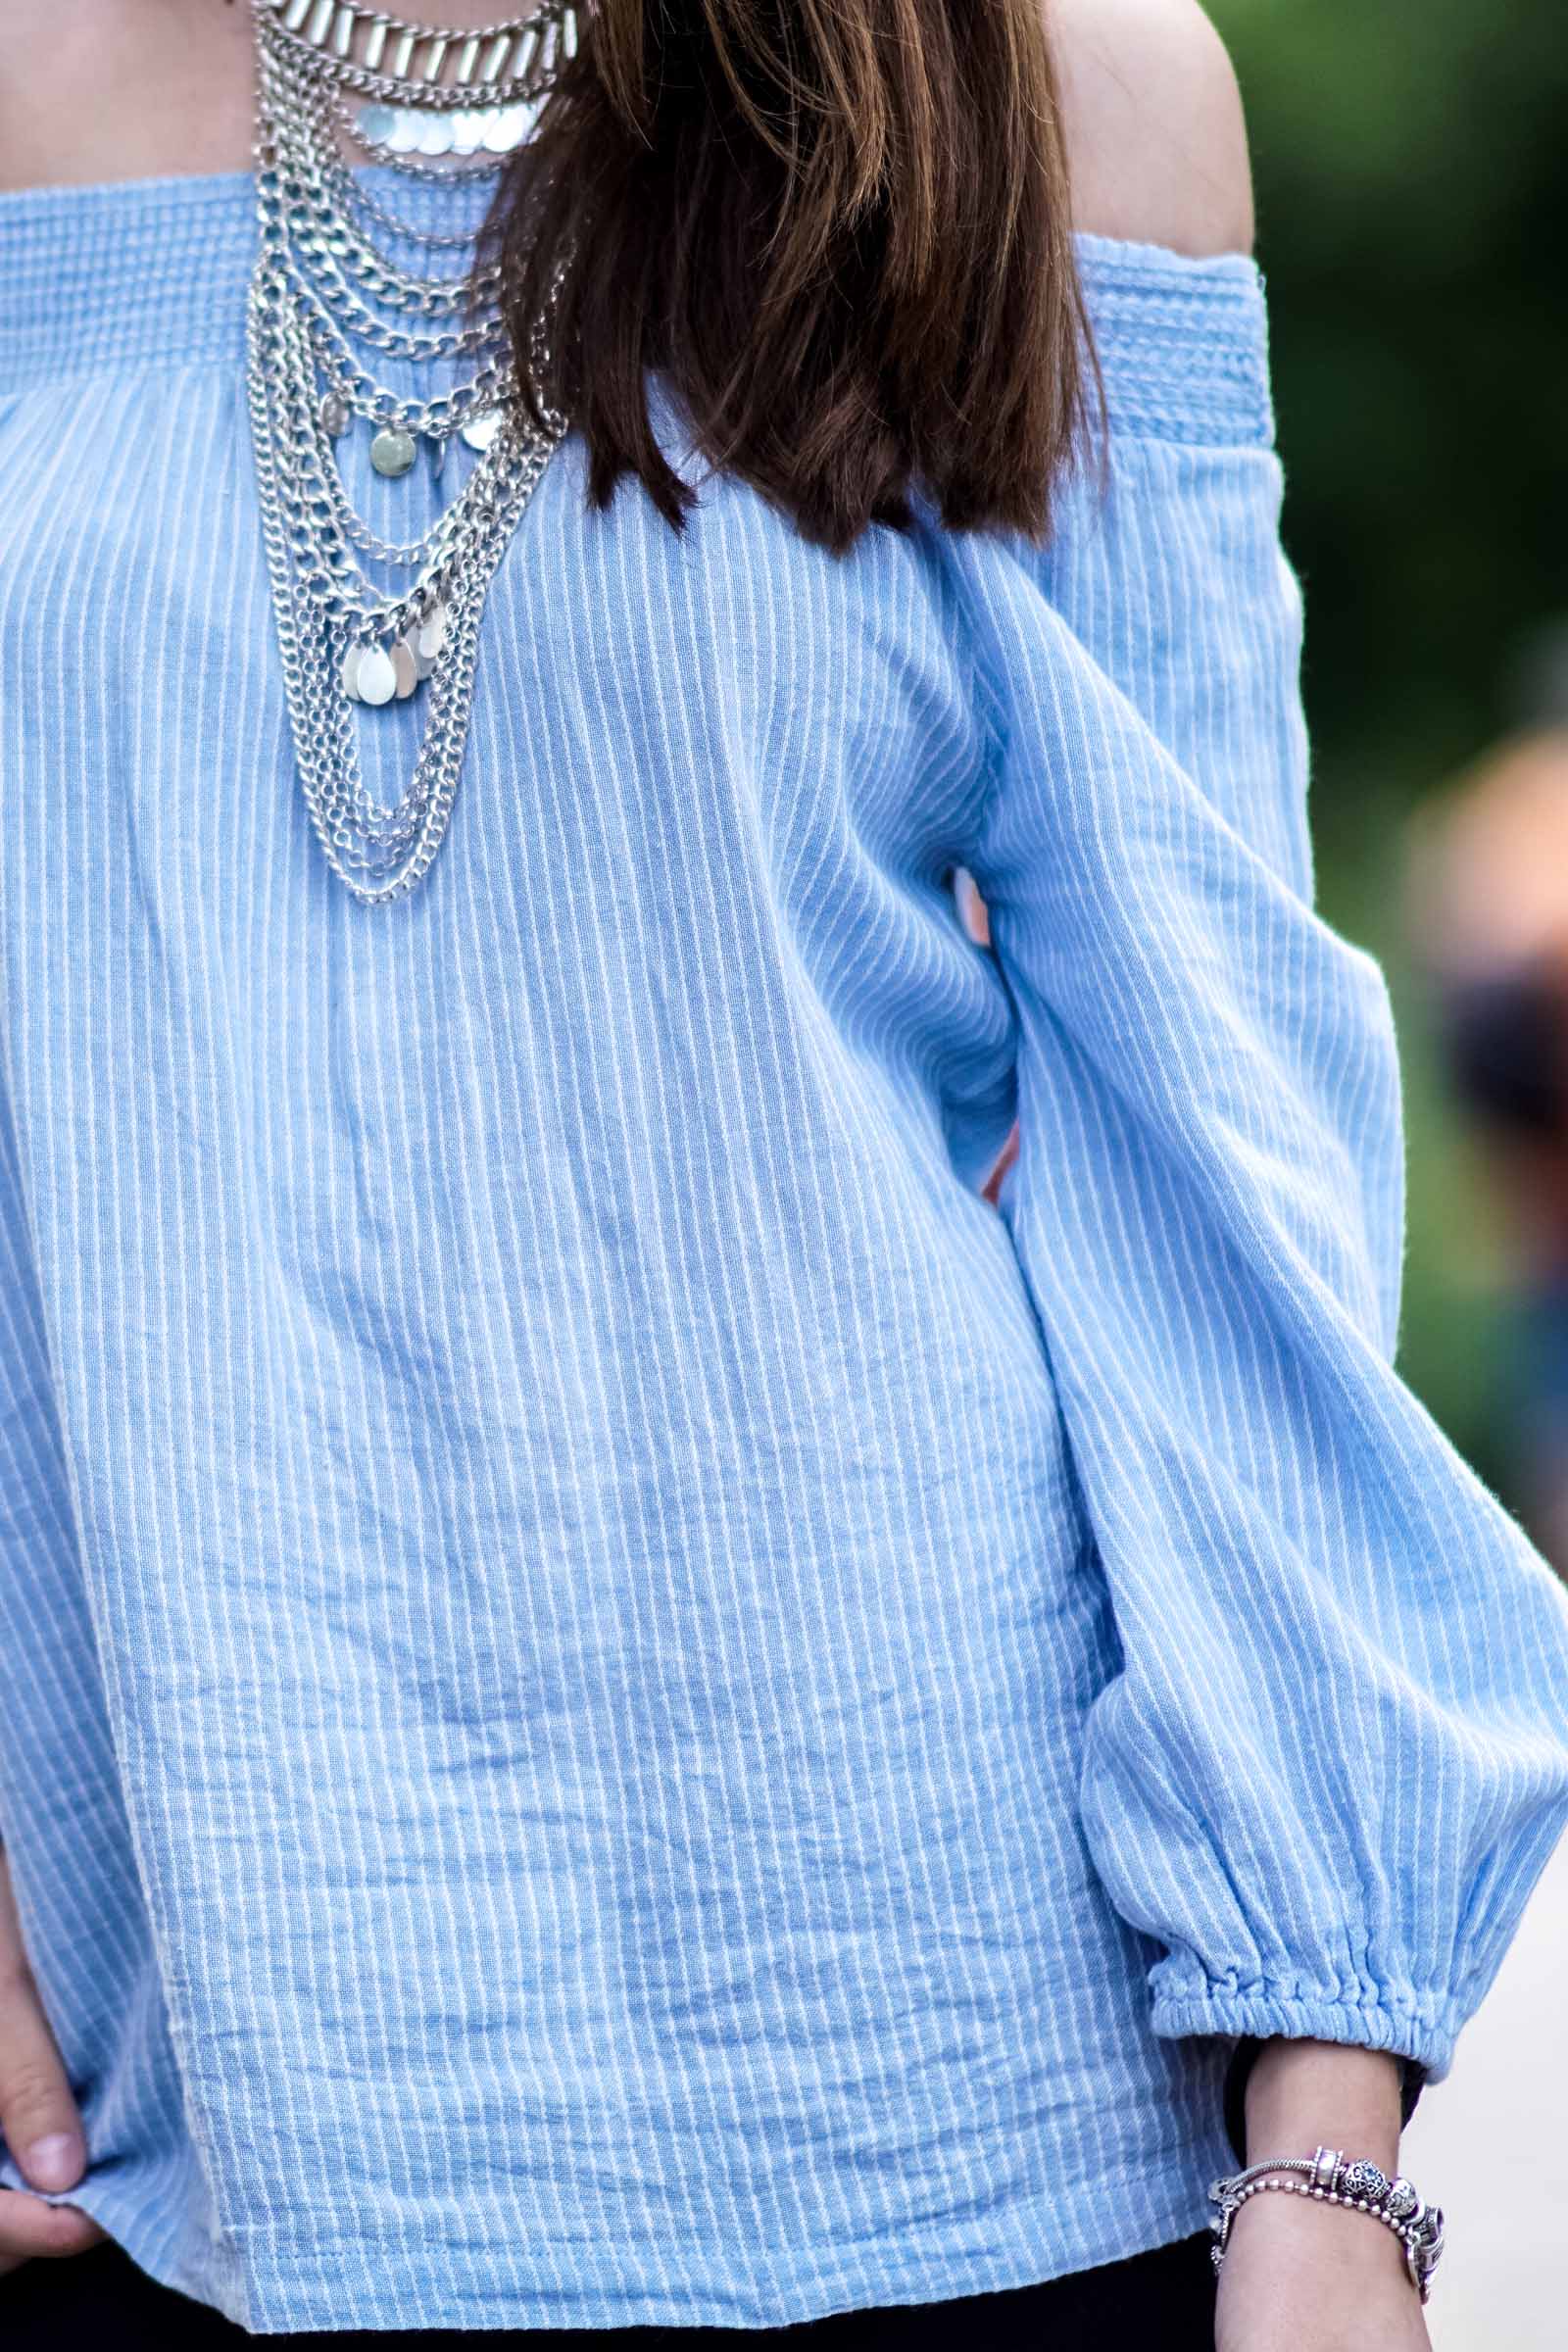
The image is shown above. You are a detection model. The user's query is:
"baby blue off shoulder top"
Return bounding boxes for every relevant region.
[3,170,1568,2336]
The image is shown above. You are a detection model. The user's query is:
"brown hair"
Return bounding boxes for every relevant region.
[479,0,1099,556]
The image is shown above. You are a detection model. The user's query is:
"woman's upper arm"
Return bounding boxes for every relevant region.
[1051,0,1256,259]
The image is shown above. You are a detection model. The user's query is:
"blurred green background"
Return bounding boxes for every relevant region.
[1207,0,1568,1504]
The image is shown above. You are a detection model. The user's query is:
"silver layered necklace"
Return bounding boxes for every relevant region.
[244,0,579,904]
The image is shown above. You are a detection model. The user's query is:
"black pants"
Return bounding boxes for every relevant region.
[2,2229,1216,2347]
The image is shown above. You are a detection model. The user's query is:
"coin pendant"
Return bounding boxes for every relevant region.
[416,603,449,662]
[404,625,435,682]
[369,426,417,477]
[460,410,502,453]
[341,644,364,701]
[320,392,352,438]
[391,641,418,700]
[357,646,398,707]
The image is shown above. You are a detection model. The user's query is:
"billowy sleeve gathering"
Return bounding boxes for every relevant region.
[945,233,1568,2085]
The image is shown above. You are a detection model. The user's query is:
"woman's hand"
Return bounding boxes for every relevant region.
[0,1850,106,2280]
[1214,2037,1434,2351]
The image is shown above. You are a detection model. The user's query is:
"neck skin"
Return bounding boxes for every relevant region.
[0,1,536,193]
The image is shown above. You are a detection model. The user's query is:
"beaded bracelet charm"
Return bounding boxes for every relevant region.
[1207,2144,1446,2303]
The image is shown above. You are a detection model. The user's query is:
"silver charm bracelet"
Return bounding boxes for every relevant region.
[1208,2144,1446,2303]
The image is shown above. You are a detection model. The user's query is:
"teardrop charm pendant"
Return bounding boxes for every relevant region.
[356,646,398,706]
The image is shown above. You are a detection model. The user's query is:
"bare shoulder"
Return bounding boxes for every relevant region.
[1049,0,1255,259]
[0,1,254,193]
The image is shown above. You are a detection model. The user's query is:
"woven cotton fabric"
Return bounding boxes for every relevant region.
[2,173,1567,2335]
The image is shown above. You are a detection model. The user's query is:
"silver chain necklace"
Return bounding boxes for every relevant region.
[244,0,578,905]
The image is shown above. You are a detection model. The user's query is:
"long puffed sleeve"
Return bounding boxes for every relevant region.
[943,235,1568,2086]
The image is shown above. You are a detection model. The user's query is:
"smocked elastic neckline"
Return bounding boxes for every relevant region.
[0,172,1274,446]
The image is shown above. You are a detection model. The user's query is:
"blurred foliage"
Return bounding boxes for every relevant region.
[1208,0,1568,1499]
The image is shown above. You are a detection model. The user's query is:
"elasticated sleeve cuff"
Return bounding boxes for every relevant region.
[1154,1980,1455,2084]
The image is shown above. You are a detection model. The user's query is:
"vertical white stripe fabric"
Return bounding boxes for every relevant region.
[954,423,1568,2064]
[0,180,1565,2333]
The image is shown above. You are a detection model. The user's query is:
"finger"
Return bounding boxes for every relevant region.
[0,2187,107,2266]
[0,1861,89,2197]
